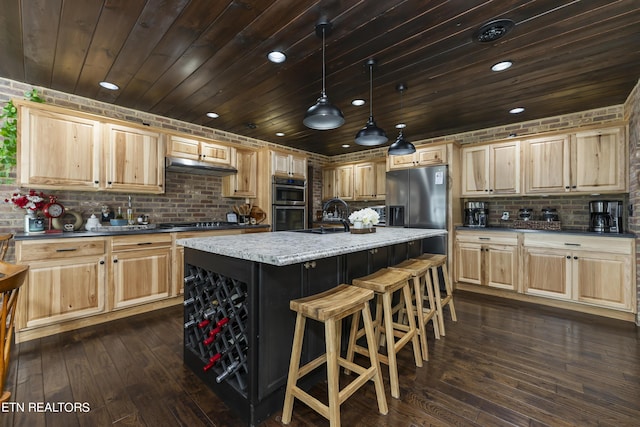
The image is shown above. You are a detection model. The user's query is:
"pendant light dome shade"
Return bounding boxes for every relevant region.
[355,59,387,146]
[388,129,416,155]
[303,21,344,130]
[388,83,415,155]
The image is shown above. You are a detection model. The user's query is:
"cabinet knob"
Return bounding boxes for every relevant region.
[304,261,316,269]
[94,180,99,184]
[113,259,118,263]
[566,256,571,259]
[565,186,570,189]
[99,260,105,265]
[108,181,112,185]
[573,256,578,260]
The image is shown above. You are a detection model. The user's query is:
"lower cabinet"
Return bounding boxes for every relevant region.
[455,229,636,316]
[523,234,634,311]
[455,231,519,291]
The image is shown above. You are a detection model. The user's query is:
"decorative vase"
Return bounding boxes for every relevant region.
[353,220,363,229]
[24,210,45,233]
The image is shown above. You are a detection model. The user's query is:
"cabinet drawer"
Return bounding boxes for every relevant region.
[111,234,172,251]
[17,238,106,261]
[455,231,518,245]
[523,233,633,254]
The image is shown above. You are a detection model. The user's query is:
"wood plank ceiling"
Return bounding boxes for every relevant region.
[0,0,638,156]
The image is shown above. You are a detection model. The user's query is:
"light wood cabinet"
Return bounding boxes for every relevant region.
[387,145,447,170]
[223,147,258,198]
[104,123,164,193]
[322,167,337,200]
[455,231,519,291]
[17,101,165,194]
[523,126,627,194]
[353,159,386,201]
[271,150,307,179]
[111,234,172,309]
[15,238,107,330]
[335,164,354,200]
[523,234,634,311]
[167,134,232,166]
[461,140,520,196]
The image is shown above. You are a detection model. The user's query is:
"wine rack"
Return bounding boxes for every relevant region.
[183,263,249,393]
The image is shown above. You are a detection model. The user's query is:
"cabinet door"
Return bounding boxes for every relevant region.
[335,165,354,200]
[167,135,200,160]
[485,244,518,290]
[322,168,336,200]
[455,242,482,285]
[112,247,171,309]
[20,256,106,328]
[573,252,632,310]
[19,106,101,189]
[523,247,571,299]
[572,127,626,192]
[490,141,520,194]
[461,145,489,196]
[271,152,291,176]
[524,135,570,193]
[354,162,376,200]
[416,146,446,166]
[387,153,416,170]
[200,141,232,165]
[223,148,257,198]
[374,160,386,199]
[290,155,307,179]
[104,124,164,193]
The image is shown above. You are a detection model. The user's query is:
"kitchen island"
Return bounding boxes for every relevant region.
[178,227,447,426]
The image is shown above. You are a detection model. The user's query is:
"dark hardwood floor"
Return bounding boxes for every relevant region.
[3,291,639,427]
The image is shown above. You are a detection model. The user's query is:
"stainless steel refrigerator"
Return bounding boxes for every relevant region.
[386,165,448,255]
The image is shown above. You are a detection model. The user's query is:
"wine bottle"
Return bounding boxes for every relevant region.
[183,296,196,306]
[184,318,197,329]
[215,360,241,383]
[203,318,230,345]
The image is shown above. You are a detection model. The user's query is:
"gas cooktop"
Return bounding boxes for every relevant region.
[158,221,239,230]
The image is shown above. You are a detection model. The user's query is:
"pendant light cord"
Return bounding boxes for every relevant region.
[321,26,326,96]
[369,64,373,117]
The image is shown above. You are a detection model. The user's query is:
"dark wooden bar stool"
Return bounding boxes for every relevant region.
[346,268,422,399]
[282,284,388,427]
[389,259,440,361]
[415,253,457,336]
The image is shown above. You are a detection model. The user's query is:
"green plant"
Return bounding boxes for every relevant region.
[0,88,45,182]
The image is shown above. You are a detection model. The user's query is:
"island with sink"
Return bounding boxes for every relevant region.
[177,227,447,426]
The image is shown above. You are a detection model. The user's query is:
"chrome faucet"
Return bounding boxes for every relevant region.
[322,198,350,232]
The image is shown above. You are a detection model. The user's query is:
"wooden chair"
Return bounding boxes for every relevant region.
[0,261,29,403]
[282,284,388,427]
[0,234,12,261]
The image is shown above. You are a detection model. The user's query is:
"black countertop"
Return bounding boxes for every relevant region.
[455,225,636,238]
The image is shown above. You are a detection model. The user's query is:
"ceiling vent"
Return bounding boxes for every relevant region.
[473,19,515,43]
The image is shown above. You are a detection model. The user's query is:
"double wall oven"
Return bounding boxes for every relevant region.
[272,177,306,231]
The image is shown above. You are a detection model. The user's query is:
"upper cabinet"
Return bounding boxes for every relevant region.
[271,150,307,179]
[167,134,232,166]
[222,147,258,198]
[523,126,627,194]
[18,102,165,194]
[387,145,447,170]
[461,140,520,196]
[335,164,354,201]
[353,160,386,201]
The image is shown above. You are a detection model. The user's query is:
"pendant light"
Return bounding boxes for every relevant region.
[303,21,344,130]
[388,83,416,155]
[355,58,387,146]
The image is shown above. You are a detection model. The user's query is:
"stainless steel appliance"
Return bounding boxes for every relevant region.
[272,177,307,231]
[272,177,306,205]
[463,201,488,227]
[386,165,448,254]
[589,200,623,233]
[369,205,386,225]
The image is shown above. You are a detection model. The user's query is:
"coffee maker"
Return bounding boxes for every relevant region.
[589,200,623,233]
[464,201,488,227]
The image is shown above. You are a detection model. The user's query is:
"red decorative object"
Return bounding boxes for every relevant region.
[4,190,48,211]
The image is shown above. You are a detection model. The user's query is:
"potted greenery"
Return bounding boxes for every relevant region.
[0,89,45,183]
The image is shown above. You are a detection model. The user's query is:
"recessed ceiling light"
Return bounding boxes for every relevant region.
[395,123,406,129]
[267,51,286,63]
[509,107,525,114]
[206,112,219,118]
[341,144,350,148]
[276,132,285,137]
[351,99,366,106]
[99,81,119,90]
[491,61,513,72]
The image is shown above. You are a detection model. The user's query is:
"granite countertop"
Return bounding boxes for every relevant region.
[178,227,447,266]
[455,225,636,238]
[13,224,270,240]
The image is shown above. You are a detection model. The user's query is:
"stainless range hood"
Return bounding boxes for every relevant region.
[165,157,237,176]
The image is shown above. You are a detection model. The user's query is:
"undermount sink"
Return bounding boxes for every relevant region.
[293,227,347,234]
